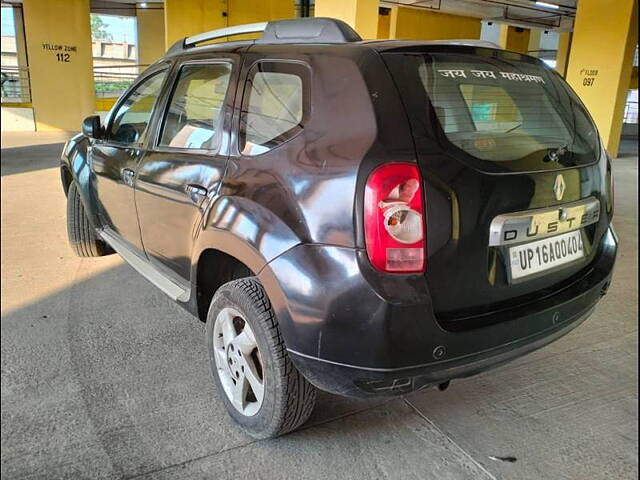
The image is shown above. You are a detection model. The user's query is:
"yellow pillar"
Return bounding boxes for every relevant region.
[388,6,481,40]
[164,0,226,49]
[377,9,391,39]
[164,0,294,50]
[499,24,531,53]
[228,0,294,27]
[566,0,638,158]
[22,0,94,131]
[527,29,541,56]
[137,6,165,68]
[314,0,379,39]
[555,32,572,77]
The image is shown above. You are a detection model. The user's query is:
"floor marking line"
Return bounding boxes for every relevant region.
[403,398,499,480]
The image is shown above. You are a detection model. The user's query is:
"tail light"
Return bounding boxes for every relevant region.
[364,163,426,273]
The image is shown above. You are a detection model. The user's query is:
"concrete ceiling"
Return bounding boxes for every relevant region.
[92,0,163,3]
[1,0,575,31]
[380,0,577,29]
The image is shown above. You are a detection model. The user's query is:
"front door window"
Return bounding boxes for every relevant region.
[159,63,233,151]
[108,70,167,146]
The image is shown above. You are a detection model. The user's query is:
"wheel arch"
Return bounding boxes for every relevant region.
[190,194,303,320]
[61,135,101,229]
[60,165,73,197]
[194,248,254,322]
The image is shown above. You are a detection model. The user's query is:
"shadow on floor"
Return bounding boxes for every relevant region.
[1,261,393,479]
[1,143,66,176]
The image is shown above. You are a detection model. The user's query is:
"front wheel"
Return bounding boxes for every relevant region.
[206,277,317,439]
[66,181,111,257]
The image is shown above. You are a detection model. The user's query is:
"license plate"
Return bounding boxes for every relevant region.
[508,230,584,281]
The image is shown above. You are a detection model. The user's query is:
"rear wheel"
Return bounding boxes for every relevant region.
[206,277,317,438]
[66,182,110,257]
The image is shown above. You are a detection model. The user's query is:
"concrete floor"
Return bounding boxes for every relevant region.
[1,132,637,480]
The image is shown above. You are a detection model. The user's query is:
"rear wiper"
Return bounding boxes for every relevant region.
[544,144,568,163]
[503,123,522,134]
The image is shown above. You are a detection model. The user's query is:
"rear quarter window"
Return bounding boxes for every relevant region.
[239,61,310,156]
[159,63,232,151]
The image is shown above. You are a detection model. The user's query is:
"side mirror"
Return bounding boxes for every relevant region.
[82,115,103,139]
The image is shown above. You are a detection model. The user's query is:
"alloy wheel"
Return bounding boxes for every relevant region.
[212,307,265,416]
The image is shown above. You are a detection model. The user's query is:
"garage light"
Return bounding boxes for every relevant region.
[140,2,148,7]
[535,1,560,8]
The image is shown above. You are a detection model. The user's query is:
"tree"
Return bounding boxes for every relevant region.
[91,15,113,42]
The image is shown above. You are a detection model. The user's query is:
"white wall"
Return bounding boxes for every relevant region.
[480,21,500,45]
[1,107,36,131]
[539,30,559,50]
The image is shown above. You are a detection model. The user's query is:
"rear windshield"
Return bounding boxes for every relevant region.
[384,50,599,168]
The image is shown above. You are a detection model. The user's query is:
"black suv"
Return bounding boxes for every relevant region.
[61,18,617,438]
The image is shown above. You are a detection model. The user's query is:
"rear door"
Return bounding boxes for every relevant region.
[382,48,613,320]
[91,67,169,251]
[134,55,239,284]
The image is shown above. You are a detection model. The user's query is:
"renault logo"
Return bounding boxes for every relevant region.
[553,174,566,201]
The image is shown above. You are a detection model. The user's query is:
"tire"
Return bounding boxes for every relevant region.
[206,277,317,439]
[66,181,110,257]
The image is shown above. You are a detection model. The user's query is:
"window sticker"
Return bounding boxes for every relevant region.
[437,69,545,83]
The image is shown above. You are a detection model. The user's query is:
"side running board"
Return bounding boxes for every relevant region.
[99,229,190,302]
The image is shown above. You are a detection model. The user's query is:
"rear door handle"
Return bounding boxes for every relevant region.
[186,184,208,205]
[122,168,135,187]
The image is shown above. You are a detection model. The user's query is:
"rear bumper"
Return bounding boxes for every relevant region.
[290,305,593,397]
[258,226,617,398]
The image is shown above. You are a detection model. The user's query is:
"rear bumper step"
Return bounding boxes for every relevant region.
[290,304,595,398]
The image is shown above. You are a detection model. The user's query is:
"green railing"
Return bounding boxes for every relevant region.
[1,66,31,104]
[93,64,149,98]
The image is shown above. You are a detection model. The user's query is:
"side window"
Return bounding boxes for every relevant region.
[159,63,232,150]
[109,70,166,145]
[240,62,309,156]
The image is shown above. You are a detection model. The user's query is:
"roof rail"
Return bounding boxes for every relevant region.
[166,17,362,55]
[184,22,268,47]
